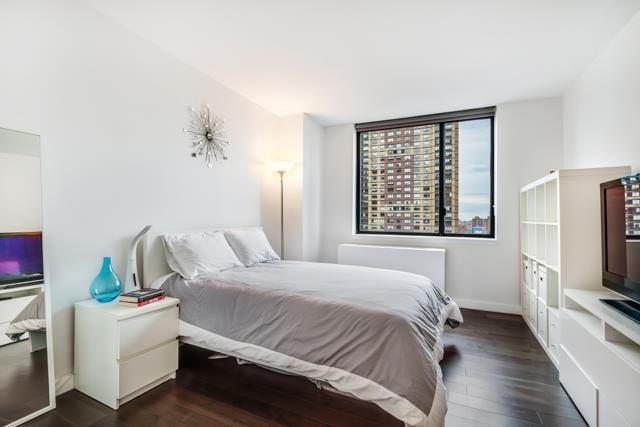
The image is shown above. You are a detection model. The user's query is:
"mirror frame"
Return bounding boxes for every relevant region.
[1,126,56,426]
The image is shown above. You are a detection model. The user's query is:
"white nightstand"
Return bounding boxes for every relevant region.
[74,297,179,409]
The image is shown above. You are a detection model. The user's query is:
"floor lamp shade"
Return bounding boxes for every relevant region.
[270,161,294,174]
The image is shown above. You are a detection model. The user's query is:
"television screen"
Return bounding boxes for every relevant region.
[0,233,44,287]
[602,177,640,302]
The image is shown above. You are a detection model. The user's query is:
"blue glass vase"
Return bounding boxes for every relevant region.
[89,257,122,303]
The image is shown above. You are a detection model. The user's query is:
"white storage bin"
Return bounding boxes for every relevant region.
[521,286,529,318]
[538,265,547,302]
[524,257,533,288]
[537,300,547,345]
[548,309,560,360]
[528,291,537,327]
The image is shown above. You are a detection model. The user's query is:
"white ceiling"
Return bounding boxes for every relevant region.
[84,0,640,125]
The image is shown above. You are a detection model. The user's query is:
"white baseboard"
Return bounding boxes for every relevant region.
[453,298,522,315]
[55,373,74,395]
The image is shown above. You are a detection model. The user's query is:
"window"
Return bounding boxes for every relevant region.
[626,182,640,236]
[356,107,495,237]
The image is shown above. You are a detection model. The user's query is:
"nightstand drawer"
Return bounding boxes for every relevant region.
[119,339,178,398]
[118,306,178,359]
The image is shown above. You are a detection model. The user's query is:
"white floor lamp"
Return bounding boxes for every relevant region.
[270,161,294,259]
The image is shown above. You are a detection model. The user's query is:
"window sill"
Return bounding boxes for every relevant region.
[351,232,497,242]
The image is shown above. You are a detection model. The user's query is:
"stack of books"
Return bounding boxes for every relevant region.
[118,288,165,307]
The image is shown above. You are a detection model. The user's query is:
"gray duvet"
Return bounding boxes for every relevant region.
[6,292,46,340]
[161,260,462,422]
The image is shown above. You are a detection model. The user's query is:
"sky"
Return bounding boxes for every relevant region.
[457,118,491,220]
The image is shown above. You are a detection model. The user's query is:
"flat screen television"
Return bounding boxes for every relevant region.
[600,174,640,323]
[0,232,44,289]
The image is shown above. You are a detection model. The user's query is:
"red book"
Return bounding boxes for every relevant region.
[119,294,166,308]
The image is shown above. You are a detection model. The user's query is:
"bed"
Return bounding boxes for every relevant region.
[5,291,47,352]
[143,229,462,427]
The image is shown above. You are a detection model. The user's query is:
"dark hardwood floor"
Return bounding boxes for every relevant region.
[26,309,586,426]
[0,340,50,425]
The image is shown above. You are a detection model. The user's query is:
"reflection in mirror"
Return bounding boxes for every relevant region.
[0,127,52,425]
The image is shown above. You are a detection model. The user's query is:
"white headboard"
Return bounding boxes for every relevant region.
[141,226,262,287]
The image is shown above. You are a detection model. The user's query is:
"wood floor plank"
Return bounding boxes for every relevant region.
[466,382,576,409]
[448,391,542,424]
[537,412,590,427]
[165,386,285,427]
[465,386,583,420]
[445,413,491,427]
[25,308,585,427]
[444,343,556,369]
[443,351,558,377]
[445,373,572,402]
[448,402,542,427]
[446,364,561,387]
[180,376,331,427]
[484,312,527,323]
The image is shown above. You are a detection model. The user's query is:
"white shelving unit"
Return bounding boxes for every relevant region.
[519,166,630,367]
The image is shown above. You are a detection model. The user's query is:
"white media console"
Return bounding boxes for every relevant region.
[561,289,640,427]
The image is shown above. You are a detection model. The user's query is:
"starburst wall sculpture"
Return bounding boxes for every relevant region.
[183,104,229,168]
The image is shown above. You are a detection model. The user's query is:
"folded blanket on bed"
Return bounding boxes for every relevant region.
[161,260,462,427]
[5,292,46,340]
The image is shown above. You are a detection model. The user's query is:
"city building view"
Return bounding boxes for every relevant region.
[626,181,640,236]
[359,120,491,235]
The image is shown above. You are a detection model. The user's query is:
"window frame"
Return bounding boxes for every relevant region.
[355,107,496,239]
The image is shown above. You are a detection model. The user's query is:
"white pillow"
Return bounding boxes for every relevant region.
[163,231,243,279]
[224,228,280,266]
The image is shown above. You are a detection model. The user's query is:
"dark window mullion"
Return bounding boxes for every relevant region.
[356,131,363,233]
[438,123,445,236]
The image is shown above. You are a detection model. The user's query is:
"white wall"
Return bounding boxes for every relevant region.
[0,129,42,232]
[320,98,563,313]
[302,114,323,261]
[0,153,42,232]
[0,0,281,387]
[272,113,324,262]
[275,114,304,260]
[563,11,640,173]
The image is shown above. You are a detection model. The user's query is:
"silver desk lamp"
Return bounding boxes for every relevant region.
[124,225,152,292]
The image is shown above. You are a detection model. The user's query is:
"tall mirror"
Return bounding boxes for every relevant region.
[0,127,55,425]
